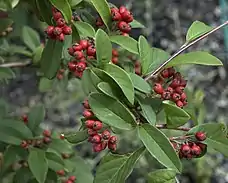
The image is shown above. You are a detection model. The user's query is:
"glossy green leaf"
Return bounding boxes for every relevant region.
[28,148,48,183]
[0,18,13,33]
[130,20,145,28]
[129,73,151,94]
[72,25,80,42]
[13,167,33,183]
[206,136,228,157]
[90,0,111,30]
[65,130,89,144]
[40,40,64,79]
[49,0,72,23]
[0,67,15,81]
[138,124,182,172]
[70,0,82,7]
[94,147,145,183]
[110,35,139,54]
[28,105,45,132]
[103,63,135,104]
[73,21,95,38]
[21,26,40,51]
[35,0,52,24]
[48,139,73,154]
[163,101,190,128]
[38,77,54,92]
[136,95,156,125]
[33,46,44,64]
[0,98,8,117]
[88,92,136,130]
[95,29,112,65]
[46,152,64,171]
[186,21,213,43]
[97,82,118,99]
[167,51,223,67]
[147,169,176,183]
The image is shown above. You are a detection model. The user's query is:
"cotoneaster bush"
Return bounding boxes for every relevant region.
[0,0,228,183]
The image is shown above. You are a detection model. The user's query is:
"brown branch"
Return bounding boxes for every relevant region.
[0,60,32,68]
[156,124,190,131]
[144,20,228,81]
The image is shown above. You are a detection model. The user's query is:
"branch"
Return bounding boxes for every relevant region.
[0,60,32,68]
[156,124,190,131]
[144,20,228,81]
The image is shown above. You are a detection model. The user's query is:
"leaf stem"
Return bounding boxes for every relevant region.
[144,20,228,81]
[156,124,190,131]
[0,60,32,68]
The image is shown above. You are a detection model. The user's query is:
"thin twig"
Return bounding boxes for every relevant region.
[156,124,190,131]
[144,20,228,81]
[0,60,32,68]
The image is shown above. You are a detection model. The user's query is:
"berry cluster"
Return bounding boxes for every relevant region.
[153,67,187,108]
[111,48,119,64]
[45,7,72,41]
[57,170,76,183]
[83,99,117,152]
[67,39,95,78]
[0,26,13,37]
[96,6,133,36]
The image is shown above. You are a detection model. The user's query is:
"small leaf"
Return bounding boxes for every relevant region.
[70,0,83,7]
[103,63,135,104]
[167,51,223,67]
[35,0,52,24]
[136,95,156,125]
[48,139,73,154]
[28,148,48,183]
[88,92,136,130]
[46,152,64,171]
[13,167,33,183]
[90,0,111,30]
[97,82,118,99]
[38,77,54,92]
[95,29,112,65]
[138,124,182,172]
[40,39,64,79]
[65,130,89,144]
[110,35,139,54]
[73,21,95,38]
[129,20,145,28]
[186,21,213,43]
[49,0,72,23]
[0,67,15,81]
[147,169,176,183]
[94,147,145,183]
[21,26,40,51]
[28,105,45,133]
[129,73,151,94]
[163,101,190,128]
[33,46,44,64]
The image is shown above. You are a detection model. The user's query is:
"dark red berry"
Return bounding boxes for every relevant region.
[91,134,102,144]
[169,79,180,88]
[56,18,65,27]
[56,170,65,176]
[58,33,65,41]
[74,70,83,78]
[166,87,174,94]
[191,144,201,156]
[102,130,111,140]
[175,86,185,94]
[21,114,28,124]
[176,100,184,108]
[118,21,131,33]
[172,93,181,102]
[79,39,89,50]
[101,141,108,150]
[85,120,95,128]
[76,61,87,72]
[108,142,117,151]
[74,51,84,60]
[60,134,65,140]
[186,153,193,160]
[45,26,54,35]
[112,49,118,57]
[53,12,63,21]
[111,8,122,21]
[20,140,28,148]
[121,10,133,23]
[93,121,103,131]
[182,99,188,106]
[87,129,97,136]
[96,17,104,26]
[112,57,118,64]
[68,47,74,56]
[195,131,206,141]
[153,83,164,94]
[53,27,62,35]
[162,91,171,100]
[93,143,103,152]
[174,72,182,79]
[167,67,175,77]
[197,143,207,151]
[43,130,51,137]
[109,136,117,144]
[62,26,72,35]
[119,6,127,14]
[68,61,77,71]
[180,144,191,155]
[43,137,52,144]
[72,43,83,52]
[83,109,93,118]
[87,46,96,56]
[180,92,187,101]
[83,99,90,109]
[161,69,169,78]
[57,73,63,80]
[69,176,76,181]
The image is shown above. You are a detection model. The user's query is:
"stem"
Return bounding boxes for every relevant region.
[0,60,32,68]
[169,135,193,141]
[144,20,228,81]
[156,124,190,131]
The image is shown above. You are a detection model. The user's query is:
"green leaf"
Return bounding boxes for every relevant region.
[129,73,151,94]
[65,130,89,144]
[35,0,52,24]
[129,20,145,28]
[94,147,145,183]
[28,148,48,183]
[21,26,40,51]
[72,25,80,42]
[147,169,176,183]
[13,167,33,183]
[167,51,223,67]
[95,29,112,65]
[90,0,111,30]
[138,124,182,172]
[28,105,45,133]
[0,18,13,33]
[163,101,190,128]
[88,92,136,130]
[97,82,118,99]
[48,139,73,154]
[0,67,15,82]
[49,0,72,23]
[40,39,64,79]
[33,46,44,64]
[70,0,82,7]
[110,35,139,54]
[103,63,135,104]
[186,21,213,43]
[38,77,54,92]
[206,136,228,157]
[46,152,64,171]
[0,98,9,117]
[73,21,95,38]
[136,95,156,125]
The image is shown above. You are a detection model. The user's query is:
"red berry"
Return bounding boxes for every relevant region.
[180,92,187,101]
[74,51,84,60]
[119,6,127,14]
[191,144,201,156]
[21,114,28,124]
[60,134,65,140]
[135,61,140,68]
[83,99,90,109]
[167,67,175,77]
[93,121,103,131]
[68,61,77,71]
[162,91,171,100]
[85,120,95,128]
[153,83,164,94]
[195,131,206,141]
[53,12,63,21]
[169,79,180,88]
[96,17,104,26]
[87,129,97,136]
[180,144,191,155]
[180,78,187,87]
[56,18,66,27]
[56,170,65,176]
[186,153,193,160]
[112,57,118,64]
[79,39,89,50]
[135,66,141,75]
[166,87,174,94]
[197,143,207,151]
[176,100,184,108]
[72,44,83,52]
[120,9,133,22]
[20,140,28,148]
[174,72,182,79]
[87,46,96,56]
[102,130,111,140]
[182,99,188,106]
[76,61,87,72]
[45,26,55,35]
[69,176,76,181]
[43,137,52,144]
[57,74,63,80]
[91,134,102,144]
[53,27,62,36]
[172,93,181,102]
[112,49,118,57]
[93,143,103,152]
[73,70,83,78]
[121,32,129,36]
[58,33,65,41]
[175,86,185,94]
[118,21,131,33]
[62,26,72,35]
[52,7,58,14]
[101,141,108,150]
[43,130,51,137]
[83,109,93,118]
[65,180,73,183]
[68,47,74,56]
[109,136,117,144]
[161,69,169,78]
[111,8,122,21]
[108,142,117,151]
